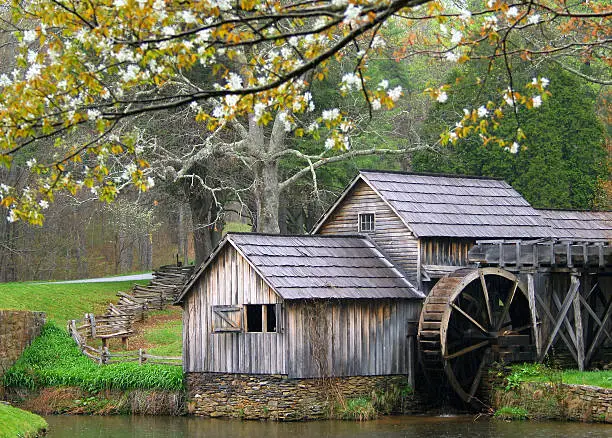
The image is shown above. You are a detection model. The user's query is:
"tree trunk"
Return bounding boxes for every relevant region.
[177,203,190,265]
[138,234,153,271]
[254,160,281,233]
[188,192,223,265]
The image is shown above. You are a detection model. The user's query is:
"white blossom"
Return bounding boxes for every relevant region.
[87,109,101,120]
[459,10,472,21]
[0,74,11,87]
[254,102,266,121]
[445,51,460,62]
[528,14,541,25]
[371,35,386,49]
[532,95,542,108]
[26,63,42,81]
[39,200,49,209]
[227,72,242,90]
[506,7,519,19]
[486,0,495,7]
[378,79,389,90]
[341,72,360,91]
[7,210,17,223]
[541,77,550,88]
[437,91,448,103]
[343,4,363,25]
[332,0,348,7]
[449,131,458,141]
[477,106,488,118]
[23,30,37,44]
[146,177,155,188]
[26,158,36,168]
[388,85,402,102]
[371,99,381,110]
[324,137,335,150]
[510,142,520,154]
[322,108,340,121]
[451,30,463,45]
[217,0,232,11]
[180,10,197,23]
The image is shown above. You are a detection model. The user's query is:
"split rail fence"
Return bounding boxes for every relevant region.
[67,264,194,366]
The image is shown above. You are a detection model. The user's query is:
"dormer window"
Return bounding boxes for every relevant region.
[358,213,375,232]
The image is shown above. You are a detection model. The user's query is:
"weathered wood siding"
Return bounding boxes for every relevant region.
[285,299,421,379]
[318,180,419,279]
[183,245,286,374]
[421,238,474,266]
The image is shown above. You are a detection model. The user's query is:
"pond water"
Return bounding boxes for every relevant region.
[44,415,611,438]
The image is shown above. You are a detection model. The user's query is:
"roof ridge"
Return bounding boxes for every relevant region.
[359,169,506,181]
[227,231,369,239]
[537,208,612,213]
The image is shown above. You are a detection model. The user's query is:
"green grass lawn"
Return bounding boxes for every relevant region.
[142,309,183,357]
[0,280,148,324]
[508,363,612,389]
[0,403,47,438]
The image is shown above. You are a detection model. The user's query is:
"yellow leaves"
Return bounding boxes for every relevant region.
[0,154,13,169]
[240,0,257,12]
[110,144,124,154]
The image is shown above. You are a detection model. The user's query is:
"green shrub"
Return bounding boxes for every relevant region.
[3,323,184,391]
[337,397,378,421]
[494,406,529,420]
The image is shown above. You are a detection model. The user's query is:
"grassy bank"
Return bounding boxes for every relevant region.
[492,363,612,422]
[3,323,183,392]
[0,404,47,438]
[0,280,147,325]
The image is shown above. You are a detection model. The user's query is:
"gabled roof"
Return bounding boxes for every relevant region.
[538,209,612,241]
[176,233,423,303]
[314,170,554,239]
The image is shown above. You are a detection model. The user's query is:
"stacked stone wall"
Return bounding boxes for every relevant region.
[186,373,423,420]
[0,310,46,378]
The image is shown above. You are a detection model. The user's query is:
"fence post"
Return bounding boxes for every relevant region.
[138,348,143,366]
[88,313,97,338]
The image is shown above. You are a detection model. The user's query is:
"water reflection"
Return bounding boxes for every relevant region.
[45,415,611,438]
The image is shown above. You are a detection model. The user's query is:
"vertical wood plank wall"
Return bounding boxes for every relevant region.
[318,181,419,280]
[183,245,286,374]
[286,299,421,379]
[420,238,474,266]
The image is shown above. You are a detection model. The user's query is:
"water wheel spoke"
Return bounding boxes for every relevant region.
[444,340,489,360]
[495,279,519,331]
[449,302,489,335]
[479,271,494,328]
[467,348,490,401]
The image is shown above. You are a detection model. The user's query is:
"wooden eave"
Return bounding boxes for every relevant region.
[310,172,420,238]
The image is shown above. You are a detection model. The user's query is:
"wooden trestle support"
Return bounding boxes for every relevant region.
[418,239,611,405]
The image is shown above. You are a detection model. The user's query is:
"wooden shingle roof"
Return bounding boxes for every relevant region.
[359,171,554,238]
[177,233,423,302]
[538,209,612,241]
[231,233,423,300]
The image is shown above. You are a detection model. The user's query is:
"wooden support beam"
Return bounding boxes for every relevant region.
[551,289,578,349]
[527,274,541,357]
[536,293,579,364]
[578,295,612,344]
[585,298,612,365]
[573,287,585,371]
[539,275,580,361]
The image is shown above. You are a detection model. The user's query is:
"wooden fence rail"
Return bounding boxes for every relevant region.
[65,264,194,367]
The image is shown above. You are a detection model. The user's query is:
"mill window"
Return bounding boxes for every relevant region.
[358,213,375,232]
[245,304,278,333]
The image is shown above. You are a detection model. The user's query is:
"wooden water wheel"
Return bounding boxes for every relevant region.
[418,267,535,405]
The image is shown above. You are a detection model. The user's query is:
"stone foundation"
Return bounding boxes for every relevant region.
[186,373,420,420]
[0,310,45,378]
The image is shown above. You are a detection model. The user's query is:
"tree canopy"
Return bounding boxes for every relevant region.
[0,0,610,223]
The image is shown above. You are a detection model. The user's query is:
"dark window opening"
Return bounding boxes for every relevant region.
[358,213,375,232]
[246,305,262,332]
[266,304,277,332]
[245,304,278,333]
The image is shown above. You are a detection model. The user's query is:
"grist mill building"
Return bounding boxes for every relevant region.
[176,170,611,419]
